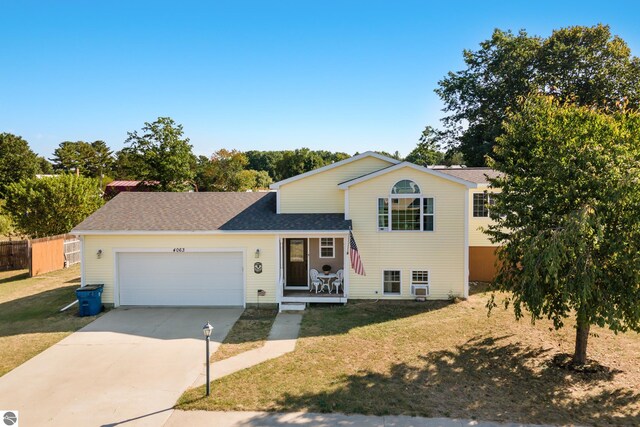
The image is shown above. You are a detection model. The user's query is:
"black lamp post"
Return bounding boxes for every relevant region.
[202,321,214,396]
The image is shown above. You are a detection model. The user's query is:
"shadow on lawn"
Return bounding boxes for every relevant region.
[0,284,85,336]
[299,299,452,339]
[264,335,639,426]
[0,270,29,284]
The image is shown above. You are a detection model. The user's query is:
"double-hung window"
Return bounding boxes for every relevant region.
[472,192,495,217]
[383,270,401,295]
[378,180,434,231]
[319,237,335,258]
[377,198,389,230]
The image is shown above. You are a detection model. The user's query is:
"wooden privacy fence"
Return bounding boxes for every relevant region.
[0,234,81,277]
[63,238,81,266]
[0,240,29,271]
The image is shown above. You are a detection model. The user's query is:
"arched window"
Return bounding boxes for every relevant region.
[391,179,421,194]
[377,180,435,232]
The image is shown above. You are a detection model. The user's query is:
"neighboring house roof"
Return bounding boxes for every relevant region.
[435,167,502,185]
[269,151,400,189]
[337,162,479,189]
[72,192,351,233]
[106,180,160,187]
[107,181,142,187]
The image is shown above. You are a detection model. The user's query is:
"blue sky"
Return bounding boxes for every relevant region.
[2,1,639,159]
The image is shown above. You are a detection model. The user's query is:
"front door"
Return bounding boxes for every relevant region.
[286,238,307,287]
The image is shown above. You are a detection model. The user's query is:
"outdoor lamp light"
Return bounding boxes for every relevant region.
[255,248,260,258]
[202,322,214,396]
[202,322,213,338]
[96,249,103,259]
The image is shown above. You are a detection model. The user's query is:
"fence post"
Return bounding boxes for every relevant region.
[28,239,33,277]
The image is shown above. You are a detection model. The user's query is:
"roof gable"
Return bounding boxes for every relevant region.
[269,151,400,189]
[337,162,478,189]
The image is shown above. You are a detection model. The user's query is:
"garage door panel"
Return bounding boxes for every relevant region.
[118,252,243,306]
[118,288,242,306]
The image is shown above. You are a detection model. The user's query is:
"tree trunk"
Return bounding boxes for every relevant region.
[573,319,590,365]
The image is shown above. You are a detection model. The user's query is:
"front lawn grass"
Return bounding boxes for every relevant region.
[177,285,640,426]
[212,308,278,362]
[0,266,100,376]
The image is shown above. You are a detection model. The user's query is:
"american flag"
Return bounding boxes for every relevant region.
[349,230,366,276]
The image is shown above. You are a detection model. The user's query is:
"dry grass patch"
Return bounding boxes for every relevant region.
[177,287,640,426]
[0,266,101,376]
[213,308,278,362]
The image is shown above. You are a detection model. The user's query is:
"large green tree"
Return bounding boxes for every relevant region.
[36,156,54,175]
[276,148,327,180]
[437,24,640,166]
[0,133,40,197]
[405,126,446,166]
[233,169,272,191]
[195,149,272,191]
[0,201,15,237]
[196,149,248,192]
[486,95,640,365]
[4,174,104,237]
[123,117,195,191]
[113,148,147,180]
[50,140,114,178]
[245,150,285,181]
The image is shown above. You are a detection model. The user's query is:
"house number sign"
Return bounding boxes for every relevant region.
[173,248,185,252]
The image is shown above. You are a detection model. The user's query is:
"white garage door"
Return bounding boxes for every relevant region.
[117,252,244,306]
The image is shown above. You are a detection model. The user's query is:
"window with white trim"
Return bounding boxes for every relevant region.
[411,270,430,296]
[319,237,335,258]
[377,180,434,231]
[383,270,401,294]
[473,192,495,217]
[377,198,389,230]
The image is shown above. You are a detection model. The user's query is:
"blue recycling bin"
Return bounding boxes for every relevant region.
[76,284,104,316]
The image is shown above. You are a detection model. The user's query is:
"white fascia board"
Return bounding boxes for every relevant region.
[73,230,350,236]
[269,151,400,189]
[337,162,477,189]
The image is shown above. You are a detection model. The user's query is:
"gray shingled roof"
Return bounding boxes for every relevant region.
[72,192,351,232]
[435,167,502,184]
[337,163,501,186]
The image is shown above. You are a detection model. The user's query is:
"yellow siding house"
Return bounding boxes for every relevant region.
[72,152,500,310]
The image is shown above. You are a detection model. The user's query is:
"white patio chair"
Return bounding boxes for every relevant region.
[332,269,344,294]
[309,269,322,293]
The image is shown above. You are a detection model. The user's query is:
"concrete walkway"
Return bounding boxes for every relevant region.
[192,312,302,386]
[164,410,557,427]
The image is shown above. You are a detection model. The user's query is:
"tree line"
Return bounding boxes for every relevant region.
[0,120,445,237]
[1,121,448,197]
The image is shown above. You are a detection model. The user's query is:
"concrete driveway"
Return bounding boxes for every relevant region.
[0,307,242,426]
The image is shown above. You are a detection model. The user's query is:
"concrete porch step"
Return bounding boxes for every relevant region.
[279,302,306,312]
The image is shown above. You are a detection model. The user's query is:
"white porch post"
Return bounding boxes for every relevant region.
[344,232,350,299]
[276,235,283,304]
